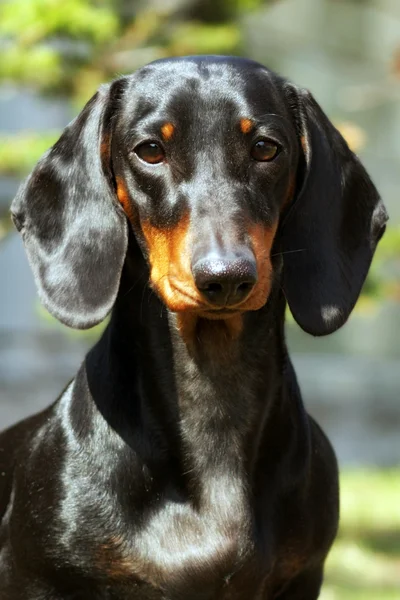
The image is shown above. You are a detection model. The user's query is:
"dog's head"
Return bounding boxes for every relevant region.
[11,56,387,335]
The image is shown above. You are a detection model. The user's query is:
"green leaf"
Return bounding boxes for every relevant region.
[0,132,59,176]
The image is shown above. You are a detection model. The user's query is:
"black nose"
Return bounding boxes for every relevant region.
[192,256,257,307]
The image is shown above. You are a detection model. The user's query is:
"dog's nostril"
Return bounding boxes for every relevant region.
[204,282,223,294]
[237,282,252,292]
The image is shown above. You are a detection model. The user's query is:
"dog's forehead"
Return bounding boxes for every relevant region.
[119,56,287,125]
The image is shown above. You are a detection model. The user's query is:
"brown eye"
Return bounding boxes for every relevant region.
[135,142,165,164]
[251,140,279,162]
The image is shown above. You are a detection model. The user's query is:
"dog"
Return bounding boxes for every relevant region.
[0,56,387,599]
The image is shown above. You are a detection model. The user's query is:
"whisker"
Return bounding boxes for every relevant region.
[254,112,291,123]
[151,273,170,288]
[271,248,306,258]
[140,284,147,325]
[122,272,146,298]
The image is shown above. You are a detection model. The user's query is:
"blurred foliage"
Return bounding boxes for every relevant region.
[0,0,267,99]
[0,0,398,308]
[0,0,117,92]
[322,469,400,600]
[361,227,400,306]
[0,131,58,176]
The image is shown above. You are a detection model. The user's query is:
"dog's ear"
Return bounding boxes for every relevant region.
[10,80,128,329]
[280,84,388,336]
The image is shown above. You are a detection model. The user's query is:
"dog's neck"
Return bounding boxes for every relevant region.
[77,253,306,502]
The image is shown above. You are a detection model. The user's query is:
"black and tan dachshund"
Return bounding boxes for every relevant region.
[0,56,387,599]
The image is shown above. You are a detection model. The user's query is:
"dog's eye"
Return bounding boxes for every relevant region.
[251,140,279,162]
[135,142,165,164]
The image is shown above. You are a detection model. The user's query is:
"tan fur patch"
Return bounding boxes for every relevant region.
[161,122,175,141]
[240,118,253,134]
[141,214,207,313]
[95,535,160,586]
[237,222,279,312]
[96,536,132,579]
[141,216,278,351]
[116,176,135,222]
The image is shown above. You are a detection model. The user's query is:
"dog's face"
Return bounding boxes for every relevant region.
[11,56,387,335]
[111,58,297,320]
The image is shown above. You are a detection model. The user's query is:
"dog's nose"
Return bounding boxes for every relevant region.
[192,256,257,307]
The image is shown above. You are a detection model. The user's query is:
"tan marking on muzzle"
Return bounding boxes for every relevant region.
[141,214,208,312]
[141,215,278,351]
[161,122,175,141]
[238,222,279,312]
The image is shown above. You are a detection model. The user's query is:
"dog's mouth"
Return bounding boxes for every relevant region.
[149,272,272,354]
[167,280,265,318]
[151,275,271,321]
[141,216,278,326]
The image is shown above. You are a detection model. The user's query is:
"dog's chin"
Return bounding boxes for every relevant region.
[197,309,242,321]
[173,310,245,361]
[170,290,272,358]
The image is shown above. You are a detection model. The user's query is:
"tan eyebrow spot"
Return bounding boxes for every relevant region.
[161,122,175,141]
[240,118,253,134]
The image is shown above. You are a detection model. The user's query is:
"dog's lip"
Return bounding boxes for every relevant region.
[168,281,210,308]
[167,278,256,315]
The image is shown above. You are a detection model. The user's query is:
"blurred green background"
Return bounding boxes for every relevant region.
[0,1,399,598]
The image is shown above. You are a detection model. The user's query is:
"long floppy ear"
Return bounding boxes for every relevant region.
[10,80,128,329]
[280,84,388,336]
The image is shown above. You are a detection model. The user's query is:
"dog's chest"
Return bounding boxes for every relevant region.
[93,495,255,592]
[63,478,271,599]
[64,482,312,600]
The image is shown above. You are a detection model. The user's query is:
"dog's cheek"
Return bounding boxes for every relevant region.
[244,221,279,310]
[140,214,197,309]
